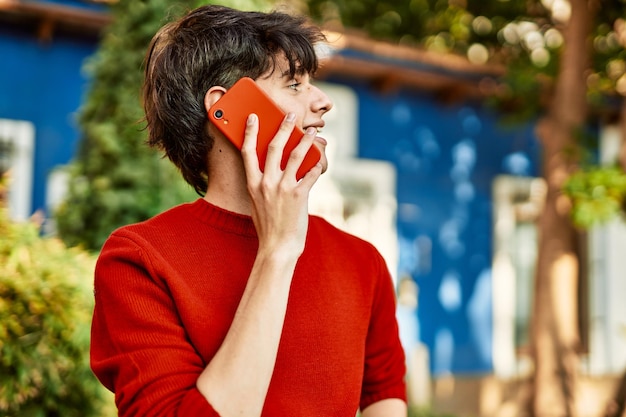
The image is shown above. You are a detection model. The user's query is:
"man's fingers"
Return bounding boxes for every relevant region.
[282,126,318,180]
[264,112,296,173]
[241,113,260,178]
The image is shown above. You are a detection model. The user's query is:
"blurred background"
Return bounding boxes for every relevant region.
[1,0,626,416]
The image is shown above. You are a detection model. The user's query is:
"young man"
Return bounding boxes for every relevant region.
[90,5,407,417]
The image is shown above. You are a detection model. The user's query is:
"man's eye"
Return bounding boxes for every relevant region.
[288,82,301,91]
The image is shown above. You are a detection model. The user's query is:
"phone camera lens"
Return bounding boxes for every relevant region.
[214,109,223,119]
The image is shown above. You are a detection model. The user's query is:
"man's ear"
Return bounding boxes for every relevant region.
[204,86,227,116]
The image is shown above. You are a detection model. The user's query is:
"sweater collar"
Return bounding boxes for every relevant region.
[187,198,257,237]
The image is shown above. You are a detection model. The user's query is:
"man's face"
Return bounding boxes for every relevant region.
[255,58,333,173]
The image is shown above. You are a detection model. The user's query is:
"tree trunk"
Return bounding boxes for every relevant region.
[530,0,595,416]
[617,97,626,172]
[604,369,626,417]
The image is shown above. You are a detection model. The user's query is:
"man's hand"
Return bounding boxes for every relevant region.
[241,111,323,258]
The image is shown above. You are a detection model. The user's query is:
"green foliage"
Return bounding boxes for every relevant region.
[563,166,626,228]
[0,202,113,416]
[306,0,626,117]
[305,0,626,221]
[55,0,199,252]
[306,0,555,118]
[589,4,626,102]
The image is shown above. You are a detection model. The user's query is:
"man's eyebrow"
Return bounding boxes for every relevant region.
[281,66,306,78]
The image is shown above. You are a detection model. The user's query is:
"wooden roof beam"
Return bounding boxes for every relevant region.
[0,0,111,40]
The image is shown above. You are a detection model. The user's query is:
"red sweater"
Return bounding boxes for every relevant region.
[91,199,406,416]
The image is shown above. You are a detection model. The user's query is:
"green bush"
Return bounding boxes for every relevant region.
[0,199,113,416]
[563,165,626,228]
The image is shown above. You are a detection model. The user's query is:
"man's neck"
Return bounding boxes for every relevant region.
[203,181,252,216]
[204,138,253,216]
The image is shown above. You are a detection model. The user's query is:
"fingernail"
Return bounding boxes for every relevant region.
[306,127,316,135]
[247,114,257,125]
[286,112,296,122]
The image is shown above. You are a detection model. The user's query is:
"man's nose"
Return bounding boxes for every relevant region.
[311,86,333,114]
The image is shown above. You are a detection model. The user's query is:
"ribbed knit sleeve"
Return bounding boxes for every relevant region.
[360,251,408,410]
[90,230,220,417]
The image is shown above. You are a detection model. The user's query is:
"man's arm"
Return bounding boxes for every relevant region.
[362,398,407,417]
[196,113,322,417]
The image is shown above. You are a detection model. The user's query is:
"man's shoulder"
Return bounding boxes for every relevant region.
[308,215,379,254]
[309,215,358,239]
[107,201,196,243]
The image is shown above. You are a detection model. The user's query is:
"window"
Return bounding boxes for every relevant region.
[492,175,546,377]
[492,174,592,377]
[0,119,35,221]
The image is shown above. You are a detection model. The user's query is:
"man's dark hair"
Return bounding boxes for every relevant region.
[143,5,325,195]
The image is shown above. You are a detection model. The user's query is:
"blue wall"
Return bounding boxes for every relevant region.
[0,25,97,215]
[337,79,540,374]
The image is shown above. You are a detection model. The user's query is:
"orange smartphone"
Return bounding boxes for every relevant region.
[208,77,321,180]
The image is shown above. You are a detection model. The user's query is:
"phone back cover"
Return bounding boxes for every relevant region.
[208,77,320,180]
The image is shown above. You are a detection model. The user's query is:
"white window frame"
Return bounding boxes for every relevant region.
[584,124,626,375]
[0,119,35,221]
[492,175,546,378]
